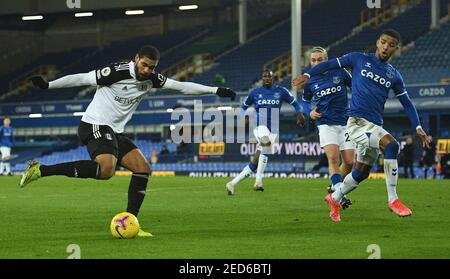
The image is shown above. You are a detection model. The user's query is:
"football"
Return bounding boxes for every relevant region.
[110,212,140,239]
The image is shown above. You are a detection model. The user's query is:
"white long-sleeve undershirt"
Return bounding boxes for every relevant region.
[48,71,97,89]
[162,78,218,95]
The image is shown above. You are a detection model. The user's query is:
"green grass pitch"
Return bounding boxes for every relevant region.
[0,175,449,259]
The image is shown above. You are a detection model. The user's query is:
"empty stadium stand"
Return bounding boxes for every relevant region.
[391,21,450,84]
[190,0,368,91]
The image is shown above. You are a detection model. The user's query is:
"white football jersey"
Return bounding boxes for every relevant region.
[81,61,167,133]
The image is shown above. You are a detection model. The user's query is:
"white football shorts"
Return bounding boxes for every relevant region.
[346,116,390,165]
[253,125,278,155]
[0,146,11,159]
[317,124,355,151]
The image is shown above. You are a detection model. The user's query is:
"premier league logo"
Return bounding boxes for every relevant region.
[386,68,395,79]
[332,76,342,84]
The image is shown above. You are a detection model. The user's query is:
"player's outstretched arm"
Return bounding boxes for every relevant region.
[397,93,431,148]
[292,59,341,88]
[30,72,97,90]
[162,78,236,100]
[293,52,359,88]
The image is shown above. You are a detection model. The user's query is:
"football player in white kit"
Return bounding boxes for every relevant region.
[21,45,236,236]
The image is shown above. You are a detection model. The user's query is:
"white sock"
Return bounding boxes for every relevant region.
[255,154,268,184]
[5,163,10,174]
[331,182,342,192]
[384,159,399,203]
[230,166,253,186]
[332,173,358,203]
[0,162,4,174]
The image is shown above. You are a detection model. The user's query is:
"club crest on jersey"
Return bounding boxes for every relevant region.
[105,133,113,141]
[137,83,150,91]
[332,76,342,84]
[258,94,263,98]
[314,84,320,90]
[274,92,281,99]
[365,62,372,68]
[386,68,395,79]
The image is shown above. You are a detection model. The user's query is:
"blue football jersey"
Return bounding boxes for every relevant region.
[336,52,407,126]
[242,84,298,130]
[0,126,15,147]
[302,68,352,126]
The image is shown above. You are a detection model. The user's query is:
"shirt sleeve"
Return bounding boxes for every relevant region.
[281,87,295,104]
[342,69,352,87]
[95,63,133,86]
[392,70,407,97]
[48,71,97,89]
[149,72,168,89]
[336,52,361,69]
[305,52,360,77]
[397,93,421,129]
[162,78,217,94]
[242,90,255,109]
[302,83,313,102]
[280,87,302,113]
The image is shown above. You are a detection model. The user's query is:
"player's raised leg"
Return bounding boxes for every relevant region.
[328,161,371,221]
[19,122,121,187]
[226,151,259,195]
[119,147,153,237]
[328,119,378,221]
[19,153,115,188]
[254,144,269,192]
[253,126,275,191]
[379,134,412,217]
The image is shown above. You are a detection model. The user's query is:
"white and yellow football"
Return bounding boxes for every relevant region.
[110,212,140,239]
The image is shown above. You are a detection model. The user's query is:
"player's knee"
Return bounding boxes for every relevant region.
[98,163,116,179]
[343,155,355,166]
[136,161,151,174]
[260,136,271,146]
[383,140,399,159]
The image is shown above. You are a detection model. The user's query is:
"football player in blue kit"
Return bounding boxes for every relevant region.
[226,70,306,195]
[294,29,431,222]
[0,116,16,176]
[301,46,355,212]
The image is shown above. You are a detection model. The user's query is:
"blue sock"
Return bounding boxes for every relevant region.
[331,173,342,185]
[351,168,370,183]
[383,141,399,159]
[248,162,257,173]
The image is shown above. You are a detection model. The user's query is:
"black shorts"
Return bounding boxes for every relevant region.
[78,121,137,163]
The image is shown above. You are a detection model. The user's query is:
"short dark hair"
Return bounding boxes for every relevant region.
[380,29,401,45]
[138,45,160,60]
[263,69,273,76]
[4,116,10,120]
